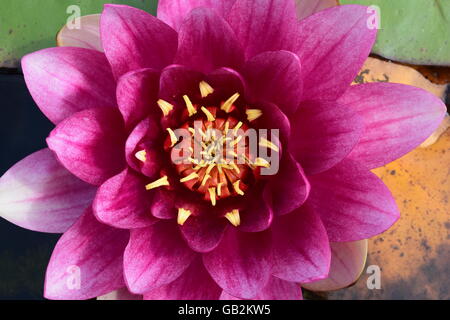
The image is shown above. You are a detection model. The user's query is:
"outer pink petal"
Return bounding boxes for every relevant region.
[175,8,244,73]
[117,68,160,130]
[268,153,310,216]
[339,83,447,169]
[124,221,196,294]
[144,257,222,300]
[101,4,178,79]
[180,215,228,253]
[157,0,236,31]
[295,5,377,101]
[44,208,129,300]
[307,159,400,242]
[220,277,303,300]
[228,0,299,59]
[290,100,363,175]
[272,206,331,283]
[203,228,272,299]
[22,47,116,125]
[0,149,96,233]
[46,108,126,186]
[57,14,103,51]
[302,240,368,291]
[93,169,157,229]
[98,287,142,300]
[244,51,302,115]
[295,0,337,20]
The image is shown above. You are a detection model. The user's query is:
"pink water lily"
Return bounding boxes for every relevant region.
[0,0,446,300]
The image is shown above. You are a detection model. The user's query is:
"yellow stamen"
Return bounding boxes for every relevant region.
[230,162,240,174]
[205,164,215,176]
[233,121,243,135]
[199,81,214,98]
[217,164,223,175]
[230,136,242,147]
[208,187,216,206]
[259,138,279,152]
[246,109,263,121]
[233,180,244,196]
[166,128,178,147]
[145,176,169,190]
[135,150,146,162]
[157,99,174,116]
[221,93,240,113]
[217,183,223,197]
[188,127,195,135]
[201,174,211,186]
[177,208,192,226]
[228,150,238,158]
[201,106,215,122]
[254,157,270,168]
[224,121,230,135]
[183,95,197,116]
[180,172,199,183]
[225,209,240,227]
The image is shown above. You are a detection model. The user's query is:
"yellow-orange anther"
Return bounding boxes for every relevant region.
[145,176,169,190]
[225,209,240,227]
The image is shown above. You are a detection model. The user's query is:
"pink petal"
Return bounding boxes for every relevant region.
[295,5,377,101]
[272,206,331,283]
[47,108,126,186]
[22,47,116,125]
[0,149,95,233]
[175,8,244,73]
[339,83,447,169]
[124,221,196,294]
[117,68,160,130]
[157,0,236,31]
[57,14,103,51]
[295,0,337,20]
[93,169,157,229]
[228,0,299,58]
[221,277,302,300]
[302,240,368,291]
[203,228,272,299]
[101,4,178,79]
[98,287,142,300]
[205,67,246,99]
[268,153,310,216]
[150,189,177,219]
[244,51,302,115]
[44,208,129,300]
[159,64,204,101]
[144,257,222,300]
[239,187,273,232]
[307,159,400,242]
[290,100,363,175]
[180,215,228,253]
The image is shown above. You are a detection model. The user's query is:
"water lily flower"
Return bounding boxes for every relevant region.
[0,0,446,300]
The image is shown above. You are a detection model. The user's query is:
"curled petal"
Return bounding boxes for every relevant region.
[180,215,228,253]
[302,240,368,291]
[339,83,447,169]
[159,64,204,101]
[101,4,178,78]
[57,14,102,51]
[307,159,400,242]
[45,209,129,300]
[0,149,95,233]
[22,47,116,124]
[205,67,246,100]
[47,108,126,186]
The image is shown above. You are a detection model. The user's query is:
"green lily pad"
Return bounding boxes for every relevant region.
[0,0,158,68]
[340,0,450,66]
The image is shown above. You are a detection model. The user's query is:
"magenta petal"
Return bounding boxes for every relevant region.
[295,5,377,101]
[239,188,273,232]
[220,277,302,300]
[180,215,228,253]
[150,189,177,219]
[157,0,235,31]
[268,153,310,216]
[124,221,196,294]
[175,8,244,73]
[93,169,157,229]
[307,159,400,242]
[290,100,363,175]
[22,47,116,124]
[0,149,96,233]
[159,64,204,101]
[47,108,126,186]
[339,83,447,169]
[44,208,129,300]
[272,206,331,283]
[117,68,160,130]
[101,4,178,79]
[144,257,221,300]
[205,67,246,98]
[244,51,302,115]
[203,228,272,299]
[228,0,298,58]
